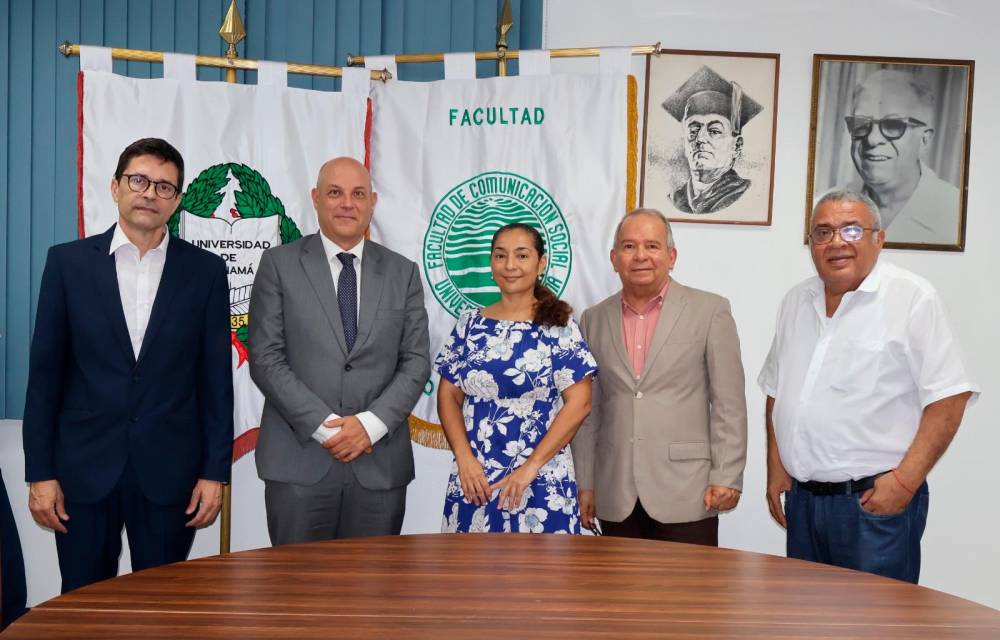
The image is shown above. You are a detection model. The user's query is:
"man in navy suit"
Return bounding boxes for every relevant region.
[22,138,233,593]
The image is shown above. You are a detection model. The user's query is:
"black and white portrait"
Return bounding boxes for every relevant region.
[808,56,974,251]
[641,50,779,225]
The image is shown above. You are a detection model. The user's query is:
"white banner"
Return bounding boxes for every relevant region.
[370,72,629,457]
[80,71,369,459]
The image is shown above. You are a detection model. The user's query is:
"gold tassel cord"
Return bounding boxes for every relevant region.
[627,74,639,213]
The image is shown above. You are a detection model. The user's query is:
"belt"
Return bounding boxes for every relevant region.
[798,473,885,496]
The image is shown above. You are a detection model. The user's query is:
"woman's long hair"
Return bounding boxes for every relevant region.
[491,223,572,327]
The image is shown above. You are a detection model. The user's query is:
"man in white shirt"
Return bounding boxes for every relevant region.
[23,138,233,592]
[759,189,978,583]
[249,157,430,544]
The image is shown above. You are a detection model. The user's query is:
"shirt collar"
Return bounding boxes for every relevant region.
[622,277,670,314]
[856,260,884,293]
[806,261,885,299]
[109,223,169,256]
[320,233,365,265]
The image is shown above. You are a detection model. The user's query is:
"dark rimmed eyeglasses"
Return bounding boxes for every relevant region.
[844,115,926,141]
[809,223,877,245]
[121,173,179,199]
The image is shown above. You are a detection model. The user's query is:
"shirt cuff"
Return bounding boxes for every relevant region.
[312,413,342,444]
[356,411,389,446]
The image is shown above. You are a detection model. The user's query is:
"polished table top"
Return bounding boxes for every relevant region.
[6,533,1000,638]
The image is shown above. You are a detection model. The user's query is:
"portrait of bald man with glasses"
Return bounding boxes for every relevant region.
[811,61,972,249]
[845,69,962,245]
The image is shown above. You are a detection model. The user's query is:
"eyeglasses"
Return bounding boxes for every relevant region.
[809,223,877,244]
[121,173,179,199]
[844,116,926,141]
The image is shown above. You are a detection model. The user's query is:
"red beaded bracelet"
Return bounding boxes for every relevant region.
[891,469,916,495]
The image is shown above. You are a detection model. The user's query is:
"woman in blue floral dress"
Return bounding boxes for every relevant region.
[435,223,597,534]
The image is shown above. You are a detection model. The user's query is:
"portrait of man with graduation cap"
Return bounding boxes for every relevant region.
[640,51,778,225]
[662,65,763,214]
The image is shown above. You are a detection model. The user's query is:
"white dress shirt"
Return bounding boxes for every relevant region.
[758,261,979,482]
[848,162,961,246]
[110,224,169,358]
[312,235,389,447]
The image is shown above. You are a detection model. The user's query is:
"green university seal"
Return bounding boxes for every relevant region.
[423,171,572,318]
[168,163,302,354]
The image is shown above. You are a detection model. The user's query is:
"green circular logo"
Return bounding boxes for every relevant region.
[423,171,572,318]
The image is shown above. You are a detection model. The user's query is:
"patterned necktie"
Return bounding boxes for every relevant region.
[336,252,357,352]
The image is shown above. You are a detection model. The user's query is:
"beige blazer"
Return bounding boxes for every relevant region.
[573,280,747,524]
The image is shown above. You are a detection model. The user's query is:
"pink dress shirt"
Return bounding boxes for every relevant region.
[621,279,670,377]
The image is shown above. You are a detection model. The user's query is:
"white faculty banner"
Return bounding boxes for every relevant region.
[370,72,631,461]
[80,70,369,459]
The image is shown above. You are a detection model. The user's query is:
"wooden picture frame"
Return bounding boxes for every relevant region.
[640,49,779,225]
[806,54,975,251]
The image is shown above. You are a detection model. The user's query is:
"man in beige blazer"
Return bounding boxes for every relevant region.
[573,208,747,545]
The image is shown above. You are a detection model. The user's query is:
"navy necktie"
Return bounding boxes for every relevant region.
[337,252,357,352]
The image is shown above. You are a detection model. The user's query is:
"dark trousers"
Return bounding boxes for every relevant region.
[264,460,406,546]
[55,459,195,594]
[785,479,929,584]
[602,500,719,546]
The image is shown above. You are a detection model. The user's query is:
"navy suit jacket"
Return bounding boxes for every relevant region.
[22,224,233,506]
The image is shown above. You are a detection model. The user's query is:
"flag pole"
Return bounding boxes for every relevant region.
[56,45,390,81]
[343,0,660,72]
[497,0,513,77]
[345,44,661,69]
[215,0,248,556]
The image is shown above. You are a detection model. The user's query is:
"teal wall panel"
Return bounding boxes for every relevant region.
[0,0,544,417]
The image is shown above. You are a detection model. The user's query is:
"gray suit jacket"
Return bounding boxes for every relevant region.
[573,280,747,524]
[248,234,430,490]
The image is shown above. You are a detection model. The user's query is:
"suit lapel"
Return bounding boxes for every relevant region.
[92,226,136,365]
[300,234,348,356]
[136,236,186,364]
[603,293,633,378]
[353,241,385,353]
[640,280,687,379]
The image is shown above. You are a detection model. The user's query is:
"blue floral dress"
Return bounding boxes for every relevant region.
[434,308,597,534]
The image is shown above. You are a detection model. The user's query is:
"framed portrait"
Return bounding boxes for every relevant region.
[640,49,779,225]
[807,54,975,251]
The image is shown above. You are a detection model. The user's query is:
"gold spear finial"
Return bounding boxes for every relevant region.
[497,0,513,77]
[219,0,247,83]
[219,0,247,59]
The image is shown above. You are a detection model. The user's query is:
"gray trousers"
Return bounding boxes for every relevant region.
[264,460,406,546]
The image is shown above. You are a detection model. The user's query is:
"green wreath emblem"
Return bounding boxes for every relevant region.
[169,162,302,347]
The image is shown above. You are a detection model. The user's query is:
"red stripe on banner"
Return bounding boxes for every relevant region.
[364,96,372,170]
[232,427,260,463]
[77,71,85,239]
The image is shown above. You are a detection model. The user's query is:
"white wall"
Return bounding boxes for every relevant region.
[545,0,998,611]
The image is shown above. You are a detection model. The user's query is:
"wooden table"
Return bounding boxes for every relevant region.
[6,533,1000,638]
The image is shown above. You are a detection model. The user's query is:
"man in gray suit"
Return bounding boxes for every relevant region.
[249,157,430,544]
[573,208,747,545]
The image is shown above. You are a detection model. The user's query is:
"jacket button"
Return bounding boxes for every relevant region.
[130,416,138,423]
[132,374,140,382]
[344,364,352,371]
[635,391,643,399]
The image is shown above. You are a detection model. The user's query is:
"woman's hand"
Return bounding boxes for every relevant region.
[490,462,540,512]
[457,453,491,506]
